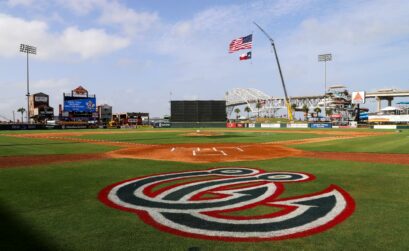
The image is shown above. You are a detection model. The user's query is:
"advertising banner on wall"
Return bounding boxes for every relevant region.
[309,123,332,128]
[35,96,48,102]
[64,98,96,112]
[261,123,281,128]
[351,91,365,104]
[287,123,309,128]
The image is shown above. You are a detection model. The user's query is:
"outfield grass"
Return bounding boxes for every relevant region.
[77,130,328,144]
[0,158,408,251]
[0,135,118,156]
[293,130,409,154]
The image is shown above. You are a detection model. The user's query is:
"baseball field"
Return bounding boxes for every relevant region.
[0,128,408,250]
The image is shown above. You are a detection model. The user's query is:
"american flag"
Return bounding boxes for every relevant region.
[229,34,252,53]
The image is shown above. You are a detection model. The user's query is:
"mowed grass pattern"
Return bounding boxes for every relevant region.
[0,158,408,251]
[293,130,409,154]
[0,135,118,156]
[77,130,328,144]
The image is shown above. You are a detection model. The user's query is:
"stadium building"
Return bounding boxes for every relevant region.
[28,92,54,123]
[97,104,113,125]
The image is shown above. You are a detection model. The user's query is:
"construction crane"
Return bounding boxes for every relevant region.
[253,22,293,121]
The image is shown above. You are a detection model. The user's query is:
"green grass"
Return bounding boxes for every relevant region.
[1,158,408,251]
[77,130,328,144]
[293,130,409,154]
[0,135,118,156]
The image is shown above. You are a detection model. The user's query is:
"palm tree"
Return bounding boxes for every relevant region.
[302,105,309,121]
[244,106,251,119]
[256,101,262,118]
[17,107,25,123]
[291,103,297,119]
[234,108,241,120]
[314,107,321,117]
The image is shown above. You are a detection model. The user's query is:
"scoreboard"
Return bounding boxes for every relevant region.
[171,100,226,122]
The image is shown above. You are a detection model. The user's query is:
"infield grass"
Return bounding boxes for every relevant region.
[0,135,118,156]
[76,130,328,144]
[0,157,408,251]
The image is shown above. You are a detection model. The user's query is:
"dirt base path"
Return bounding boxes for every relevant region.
[0,153,109,168]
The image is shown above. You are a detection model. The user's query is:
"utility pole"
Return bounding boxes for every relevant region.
[253,22,293,121]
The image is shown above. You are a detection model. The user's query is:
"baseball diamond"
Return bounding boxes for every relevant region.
[2,2,409,250]
[0,128,408,251]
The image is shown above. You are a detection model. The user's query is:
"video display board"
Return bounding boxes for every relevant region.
[171,100,226,122]
[64,97,96,112]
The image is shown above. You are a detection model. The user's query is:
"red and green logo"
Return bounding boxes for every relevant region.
[99,167,355,241]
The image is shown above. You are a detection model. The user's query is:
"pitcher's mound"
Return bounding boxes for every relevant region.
[182,131,224,137]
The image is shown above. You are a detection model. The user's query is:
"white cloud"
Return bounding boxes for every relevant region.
[278,0,409,93]
[57,0,159,36]
[59,27,129,59]
[55,0,104,15]
[6,0,35,7]
[98,1,159,36]
[291,1,409,47]
[155,0,311,55]
[0,13,130,60]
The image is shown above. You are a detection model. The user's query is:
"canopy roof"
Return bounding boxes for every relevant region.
[381,106,403,111]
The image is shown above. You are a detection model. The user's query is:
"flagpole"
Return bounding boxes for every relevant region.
[251,30,253,65]
[253,22,293,121]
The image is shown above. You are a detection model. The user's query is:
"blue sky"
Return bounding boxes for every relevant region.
[0,0,408,120]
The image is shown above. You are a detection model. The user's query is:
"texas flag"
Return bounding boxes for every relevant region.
[239,51,252,60]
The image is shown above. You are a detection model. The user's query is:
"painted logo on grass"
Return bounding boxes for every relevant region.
[99,167,355,241]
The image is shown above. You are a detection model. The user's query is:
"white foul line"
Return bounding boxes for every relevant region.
[236,147,244,152]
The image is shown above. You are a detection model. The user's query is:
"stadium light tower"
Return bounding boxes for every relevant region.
[318,53,332,117]
[20,44,37,123]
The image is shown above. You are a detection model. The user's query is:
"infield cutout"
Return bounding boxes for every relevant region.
[171,146,239,157]
[99,167,355,241]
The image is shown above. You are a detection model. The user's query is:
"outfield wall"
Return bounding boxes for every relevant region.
[0,124,47,130]
[171,122,226,128]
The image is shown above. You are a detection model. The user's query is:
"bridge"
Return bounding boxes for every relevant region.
[225,88,324,117]
[365,89,409,111]
[225,87,409,117]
